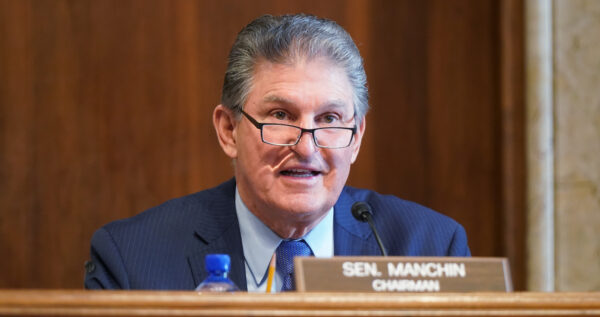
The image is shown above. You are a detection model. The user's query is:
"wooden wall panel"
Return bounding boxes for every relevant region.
[0,0,525,289]
[426,0,502,256]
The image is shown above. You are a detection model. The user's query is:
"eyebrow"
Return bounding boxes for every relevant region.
[262,95,349,112]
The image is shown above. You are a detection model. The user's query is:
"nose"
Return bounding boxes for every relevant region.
[292,130,318,157]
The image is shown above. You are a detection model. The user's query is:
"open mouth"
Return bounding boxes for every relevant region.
[280,169,321,177]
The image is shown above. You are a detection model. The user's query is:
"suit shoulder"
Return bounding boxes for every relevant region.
[97,179,235,241]
[340,186,470,256]
[86,179,238,289]
[342,186,462,229]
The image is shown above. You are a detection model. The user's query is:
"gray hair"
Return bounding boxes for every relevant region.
[221,14,369,122]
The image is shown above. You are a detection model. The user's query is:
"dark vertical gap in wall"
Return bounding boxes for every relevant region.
[499,0,526,291]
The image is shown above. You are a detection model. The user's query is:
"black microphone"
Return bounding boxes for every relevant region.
[351,201,388,256]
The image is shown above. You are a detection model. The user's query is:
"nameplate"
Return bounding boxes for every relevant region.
[294,256,512,292]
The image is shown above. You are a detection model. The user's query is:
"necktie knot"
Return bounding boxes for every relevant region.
[276,239,313,291]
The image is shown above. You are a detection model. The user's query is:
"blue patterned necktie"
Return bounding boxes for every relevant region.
[276,239,313,291]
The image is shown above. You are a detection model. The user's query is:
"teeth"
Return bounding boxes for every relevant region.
[281,169,320,177]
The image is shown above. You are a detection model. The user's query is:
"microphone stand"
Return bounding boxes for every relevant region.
[363,212,388,256]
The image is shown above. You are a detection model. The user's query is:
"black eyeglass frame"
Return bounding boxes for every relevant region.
[240,110,357,149]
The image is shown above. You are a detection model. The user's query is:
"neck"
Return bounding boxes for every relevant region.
[268,218,320,240]
[251,206,328,239]
[235,179,333,240]
[237,194,329,240]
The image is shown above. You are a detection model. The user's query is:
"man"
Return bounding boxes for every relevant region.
[85,14,470,291]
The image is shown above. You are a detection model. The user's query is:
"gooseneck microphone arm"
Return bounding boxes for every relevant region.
[351,202,388,256]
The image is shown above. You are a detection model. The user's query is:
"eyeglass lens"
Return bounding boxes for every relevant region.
[262,125,352,148]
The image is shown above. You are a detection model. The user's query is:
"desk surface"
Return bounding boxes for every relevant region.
[0,290,598,316]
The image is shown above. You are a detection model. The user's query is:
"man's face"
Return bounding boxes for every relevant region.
[220,57,365,235]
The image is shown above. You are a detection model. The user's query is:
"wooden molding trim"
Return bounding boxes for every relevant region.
[0,290,598,316]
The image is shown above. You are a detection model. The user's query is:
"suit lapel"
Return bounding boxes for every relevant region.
[187,232,247,290]
[186,179,248,291]
[333,188,382,256]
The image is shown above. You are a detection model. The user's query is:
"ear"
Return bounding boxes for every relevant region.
[350,118,366,164]
[213,104,239,159]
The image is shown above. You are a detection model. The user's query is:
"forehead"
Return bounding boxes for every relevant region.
[246,58,354,113]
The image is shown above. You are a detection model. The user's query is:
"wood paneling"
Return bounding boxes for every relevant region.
[0,0,525,289]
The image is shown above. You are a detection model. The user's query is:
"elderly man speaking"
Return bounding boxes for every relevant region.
[84,14,470,292]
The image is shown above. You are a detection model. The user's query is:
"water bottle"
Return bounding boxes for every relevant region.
[195,254,240,292]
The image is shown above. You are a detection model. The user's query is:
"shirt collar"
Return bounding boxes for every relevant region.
[235,187,334,287]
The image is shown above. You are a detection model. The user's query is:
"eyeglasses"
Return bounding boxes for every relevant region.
[241,110,357,149]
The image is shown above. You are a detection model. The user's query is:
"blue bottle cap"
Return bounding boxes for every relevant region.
[205,254,231,273]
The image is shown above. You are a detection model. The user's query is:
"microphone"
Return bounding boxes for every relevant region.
[351,202,388,256]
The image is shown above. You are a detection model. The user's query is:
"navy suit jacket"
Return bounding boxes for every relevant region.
[84,178,470,290]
